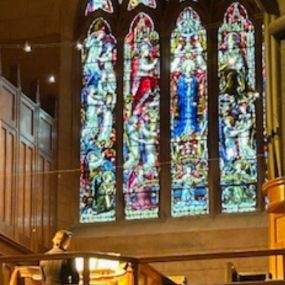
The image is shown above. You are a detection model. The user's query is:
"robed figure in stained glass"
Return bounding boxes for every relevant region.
[123,13,160,220]
[218,2,257,213]
[170,7,209,217]
[80,19,117,222]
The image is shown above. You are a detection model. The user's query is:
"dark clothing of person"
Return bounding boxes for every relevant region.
[40,247,79,285]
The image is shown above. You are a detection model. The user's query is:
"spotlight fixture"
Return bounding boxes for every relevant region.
[23,42,32,52]
[48,75,56,83]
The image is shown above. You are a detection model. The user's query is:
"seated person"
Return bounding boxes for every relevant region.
[40,230,79,285]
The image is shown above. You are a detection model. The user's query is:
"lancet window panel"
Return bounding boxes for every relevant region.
[80,18,117,223]
[170,6,209,217]
[123,12,160,220]
[218,2,258,213]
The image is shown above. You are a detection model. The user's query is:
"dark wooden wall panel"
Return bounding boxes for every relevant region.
[36,155,45,245]
[0,75,57,253]
[0,127,6,222]
[36,153,55,249]
[0,81,16,126]
[20,97,35,143]
[0,124,15,227]
[39,112,54,156]
[43,156,53,248]
[5,129,14,227]
[23,140,33,237]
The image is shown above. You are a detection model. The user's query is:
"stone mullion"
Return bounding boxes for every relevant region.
[206,24,221,215]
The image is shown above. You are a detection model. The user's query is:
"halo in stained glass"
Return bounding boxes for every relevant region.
[123,12,160,220]
[170,6,209,217]
[218,2,257,213]
[80,18,117,222]
[85,0,114,15]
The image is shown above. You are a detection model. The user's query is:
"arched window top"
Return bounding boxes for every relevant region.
[85,0,114,15]
[86,17,115,36]
[127,12,158,40]
[220,2,252,32]
[127,0,157,11]
[218,2,257,213]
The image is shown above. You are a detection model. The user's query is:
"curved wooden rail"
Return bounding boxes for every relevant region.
[0,248,284,285]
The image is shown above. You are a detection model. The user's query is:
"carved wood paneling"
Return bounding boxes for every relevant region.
[0,123,15,228]
[36,152,55,249]
[0,80,17,127]
[16,139,34,242]
[39,110,54,156]
[20,96,36,143]
[0,74,57,253]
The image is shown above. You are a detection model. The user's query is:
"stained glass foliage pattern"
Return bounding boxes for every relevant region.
[127,0,156,11]
[80,18,117,222]
[123,13,160,220]
[170,7,208,217]
[218,2,257,213]
[85,0,114,15]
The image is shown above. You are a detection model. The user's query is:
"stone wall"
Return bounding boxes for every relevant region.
[72,214,269,284]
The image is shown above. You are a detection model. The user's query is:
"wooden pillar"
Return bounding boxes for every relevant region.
[263,178,285,279]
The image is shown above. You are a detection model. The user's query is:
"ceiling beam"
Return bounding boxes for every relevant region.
[254,0,279,16]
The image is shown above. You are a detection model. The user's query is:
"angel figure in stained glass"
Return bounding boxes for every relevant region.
[124,115,140,169]
[85,85,103,139]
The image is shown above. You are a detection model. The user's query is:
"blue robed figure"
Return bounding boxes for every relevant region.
[173,61,199,137]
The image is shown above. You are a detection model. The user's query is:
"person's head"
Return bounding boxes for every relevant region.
[52,230,73,250]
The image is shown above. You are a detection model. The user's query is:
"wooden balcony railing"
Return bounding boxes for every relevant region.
[0,248,284,285]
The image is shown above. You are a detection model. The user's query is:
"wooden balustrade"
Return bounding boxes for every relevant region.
[0,248,284,285]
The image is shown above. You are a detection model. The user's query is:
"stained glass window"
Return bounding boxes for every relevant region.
[127,0,156,11]
[170,7,208,217]
[85,0,114,15]
[123,12,160,220]
[218,2,257,213]
[80,18,117,222]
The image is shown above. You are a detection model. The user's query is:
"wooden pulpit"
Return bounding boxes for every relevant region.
[262,177,285,279]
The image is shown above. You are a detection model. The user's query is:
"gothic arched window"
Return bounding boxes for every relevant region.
[218,2,257,213]
[79,0,265,223]
[123,12,160,220]
[170,6,208,217]
[80,18,117,222]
